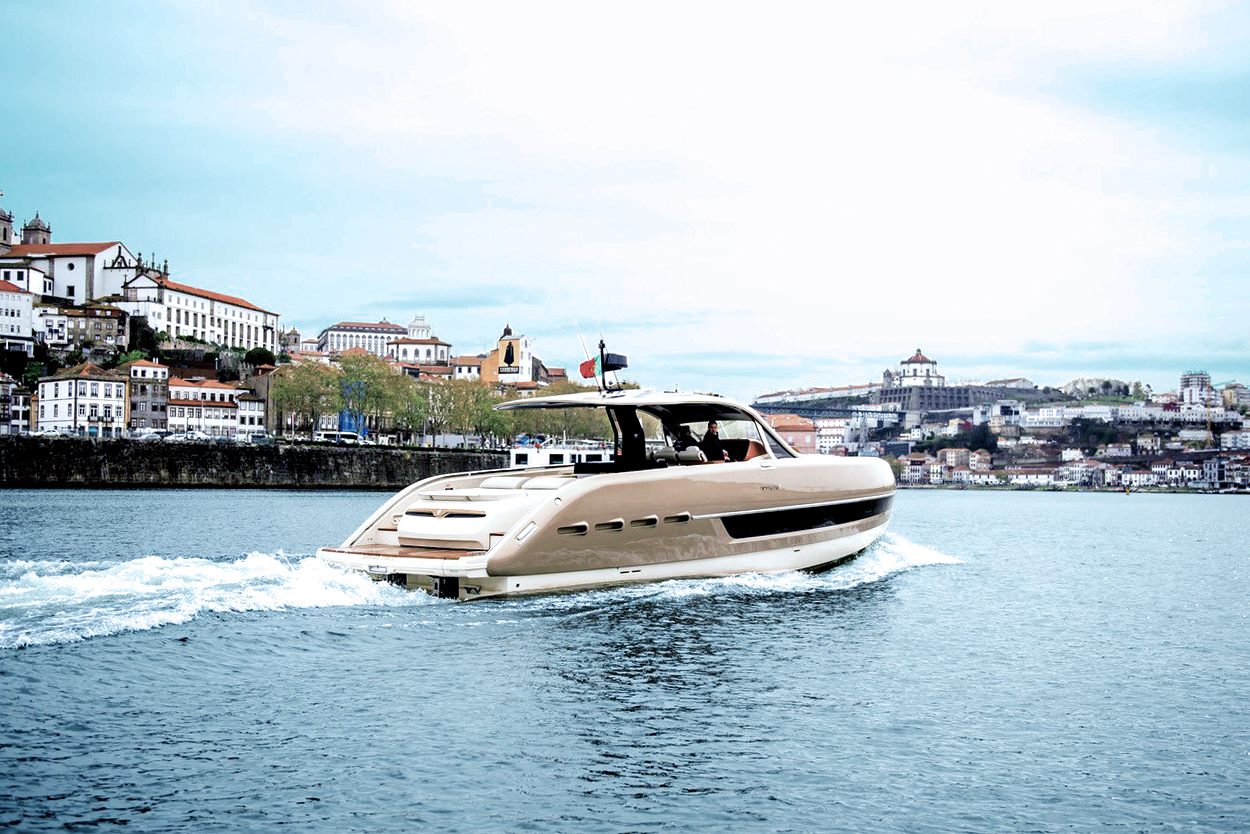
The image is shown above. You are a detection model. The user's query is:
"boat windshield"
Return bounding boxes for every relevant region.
[643,408,795,461]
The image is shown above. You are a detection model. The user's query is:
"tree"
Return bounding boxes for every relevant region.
[245,347,276,366]
[339,352,401,436]
[507,381,611,442]
[107,349,148,370]
[443,380,515,446]
[271,362,344,436]
[22,360,44,388]
[391,377,431,442]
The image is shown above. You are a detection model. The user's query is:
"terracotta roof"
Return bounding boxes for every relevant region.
[902,348,934,364]
[168,397,237,408]
[0,280,28,294]
[326,321,406,332]
[120,359,167,370]
[452,355,483,366]
[156,277,274,315]
[1,242,120,258]
[56,362,104,376]
[389,337,450,346]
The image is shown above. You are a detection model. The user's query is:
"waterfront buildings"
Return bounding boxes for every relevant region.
[123,360,169,432]
[0,279,34,356]
[167,377,266,440]
[764,414,817,453]
[35,363,128,438]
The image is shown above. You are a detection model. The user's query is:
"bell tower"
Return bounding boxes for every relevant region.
[22,212,51,245]
[0,204,12,253]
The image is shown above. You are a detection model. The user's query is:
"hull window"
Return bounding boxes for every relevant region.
[720,496,893,540]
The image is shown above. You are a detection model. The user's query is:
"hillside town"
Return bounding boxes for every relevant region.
[753,351,1250,492]
[0,199,1246,491]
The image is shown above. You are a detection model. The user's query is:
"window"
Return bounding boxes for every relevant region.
[67,285,75,297]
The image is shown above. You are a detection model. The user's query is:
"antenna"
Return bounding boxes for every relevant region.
[572,318,592,361]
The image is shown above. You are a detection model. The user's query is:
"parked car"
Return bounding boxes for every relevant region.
[165,430,212,442]
[28,427,63,437]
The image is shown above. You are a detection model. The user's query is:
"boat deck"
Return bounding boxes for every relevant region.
[319,545,482,561]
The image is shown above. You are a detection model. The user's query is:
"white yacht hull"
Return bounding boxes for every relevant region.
[318,521,888,600]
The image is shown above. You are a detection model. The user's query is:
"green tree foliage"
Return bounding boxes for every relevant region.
[442,380,515,446]
[271,362,344,436]
[1068,417,1123,452]
[339,352,404,435]
[505,381,613,442]
[245,347,277,366]
[914,423,998,454]
[106,349,148,370]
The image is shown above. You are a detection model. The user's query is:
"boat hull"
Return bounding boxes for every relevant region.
[317,509,889,600]
[316,455,895,600]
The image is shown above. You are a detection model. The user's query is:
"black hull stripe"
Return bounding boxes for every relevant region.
[720,495,894,540]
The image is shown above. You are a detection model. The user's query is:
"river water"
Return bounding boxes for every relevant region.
[1,488,1247,832]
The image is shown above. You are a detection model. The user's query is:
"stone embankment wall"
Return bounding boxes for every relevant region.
[0,437,507,489]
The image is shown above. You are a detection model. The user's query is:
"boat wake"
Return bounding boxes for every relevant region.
[0,552,420,649]
[0,534,956,648]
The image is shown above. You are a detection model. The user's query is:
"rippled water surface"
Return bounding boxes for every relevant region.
[1,489,1247,832]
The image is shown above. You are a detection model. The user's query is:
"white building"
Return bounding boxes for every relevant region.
[452,355,483,381]
[1180,370,1218,406]
[1221,430,1250,451]
[0,219,139,304]
[0,279,34,355]
[36,363,128,437]
[888,349,945,388]
[119,270,279,354]
[167,377,262,439]
[0,371,23,434]
[317,320,406,357]
[386,315,452,365]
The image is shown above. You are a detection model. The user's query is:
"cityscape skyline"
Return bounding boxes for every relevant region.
[3,2,1247,401]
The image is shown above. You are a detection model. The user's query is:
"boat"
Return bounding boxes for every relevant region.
[317,353,896,600]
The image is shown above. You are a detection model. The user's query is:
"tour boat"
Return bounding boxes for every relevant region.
[317,369,897,600]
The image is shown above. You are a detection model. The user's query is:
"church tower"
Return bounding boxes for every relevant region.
[407,314,432,340]
[22,212,51,245]
[0,203,13,253]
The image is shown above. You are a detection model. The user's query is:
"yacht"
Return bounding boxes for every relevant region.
[318,376,896,600]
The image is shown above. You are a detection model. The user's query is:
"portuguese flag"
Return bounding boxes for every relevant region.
[580,352,628,379]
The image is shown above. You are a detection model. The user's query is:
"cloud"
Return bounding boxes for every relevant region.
[5,1,1248,401]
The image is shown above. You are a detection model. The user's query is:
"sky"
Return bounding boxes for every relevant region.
[2,0,1247,401]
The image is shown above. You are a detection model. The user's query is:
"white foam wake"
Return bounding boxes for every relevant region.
[0,552,420,648]
[511,531,960,611]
